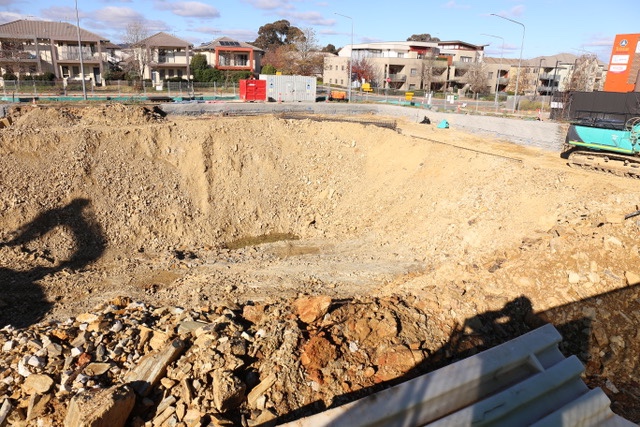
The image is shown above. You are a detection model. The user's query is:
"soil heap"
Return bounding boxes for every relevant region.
[0,104,638,425]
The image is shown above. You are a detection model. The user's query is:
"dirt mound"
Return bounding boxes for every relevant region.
[1,104,639,423]
[9,104,165,129]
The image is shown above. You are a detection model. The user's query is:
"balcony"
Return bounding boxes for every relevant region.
[453,61,473,69]
[57,53,99,62]
[539,73,560,81]
[388,73,406,82]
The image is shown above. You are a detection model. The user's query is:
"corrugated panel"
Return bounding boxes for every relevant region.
[280,324,636,427]
[259,75,317,102]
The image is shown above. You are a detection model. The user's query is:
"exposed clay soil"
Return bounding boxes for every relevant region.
[1,104,639,424]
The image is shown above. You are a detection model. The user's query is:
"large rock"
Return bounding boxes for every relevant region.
[293,295,332,324]
[64,384,135,427]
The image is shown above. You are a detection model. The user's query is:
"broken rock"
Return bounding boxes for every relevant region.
[64,384,135,427]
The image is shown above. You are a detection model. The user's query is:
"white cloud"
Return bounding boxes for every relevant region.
[160,2,221,18]
[0,11,26,24]
[281,10,333,26]
[442,1,471,10]
[241,0,293,11]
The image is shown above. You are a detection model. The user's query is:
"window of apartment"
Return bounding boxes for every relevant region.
[488,71,493,79]
[340,79,343,85]
[62,66,70,78]
[409,84,416,89]
[168,69,174,77]
[178,70,183,78]
[410,68,417,76]
[341,65,345,71]
[397,52,405,58]
[72,66,79,77]
[460,56,472,62]
[159,70,166,79]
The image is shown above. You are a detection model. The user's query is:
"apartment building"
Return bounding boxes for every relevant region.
[0,19,116,85]
[194,37,263,75]
[323,40,485,92]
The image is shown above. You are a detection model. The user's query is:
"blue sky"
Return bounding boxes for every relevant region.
[1,0,636,62]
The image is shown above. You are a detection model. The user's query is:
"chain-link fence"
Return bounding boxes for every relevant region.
[0,80,240,101]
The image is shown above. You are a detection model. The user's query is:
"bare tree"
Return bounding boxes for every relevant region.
[122,21,150,81]
[291,27,323,76]
[466,62,490,95]
[421,53,447,92]
[0,38,29,81]
[565,54,599,92]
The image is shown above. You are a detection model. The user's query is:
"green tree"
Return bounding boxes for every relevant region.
[190,53,208,73]
[252,20,304,50]
[407,33,440,42]
[322,44,338,55]
[261,64,277,75]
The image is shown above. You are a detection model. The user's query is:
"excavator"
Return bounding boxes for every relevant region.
[561,91,640,178]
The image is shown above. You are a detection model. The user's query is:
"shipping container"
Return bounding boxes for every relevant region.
[239,79,267,102]
[259,75,317,102]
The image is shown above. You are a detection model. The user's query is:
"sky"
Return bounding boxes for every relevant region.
[1,0,637,63]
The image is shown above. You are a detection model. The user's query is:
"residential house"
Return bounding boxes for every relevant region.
[194,37,263,75]
[134,32,192,84]
[0,19,116,85]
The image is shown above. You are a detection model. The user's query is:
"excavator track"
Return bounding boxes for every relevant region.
[567,149,640,179]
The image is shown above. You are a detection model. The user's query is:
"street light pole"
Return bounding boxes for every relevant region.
[335,13,353,103]
[482,33,504,112]
[74,0,87,100]
[491,14,525,114]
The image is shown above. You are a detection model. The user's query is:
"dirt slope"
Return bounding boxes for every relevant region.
[0,104,639,423]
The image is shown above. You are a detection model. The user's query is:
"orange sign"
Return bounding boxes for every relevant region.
[603,33,640,93]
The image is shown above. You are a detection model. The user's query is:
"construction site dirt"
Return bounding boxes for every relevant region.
[0,104,638,425]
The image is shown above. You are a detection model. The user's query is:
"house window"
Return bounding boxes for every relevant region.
[168,69,174,77]
[460,56,472,62]
[409,84,416,89]
[237,54,248,66]
[488,71,494,79]
[72,66,79,76]
[177,70,183,78]
[62,66,70,78]
[160,70,166,79]
[341,65,345,71]
[398,52,405,58]
[340,79,343,85]
[410,68,417,76]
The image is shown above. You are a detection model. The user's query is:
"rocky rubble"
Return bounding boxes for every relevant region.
[0,294,454,426]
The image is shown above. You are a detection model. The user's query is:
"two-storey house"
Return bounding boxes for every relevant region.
[194,37,263,75]
[0,19,115,85]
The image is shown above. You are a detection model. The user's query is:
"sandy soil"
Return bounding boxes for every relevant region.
[0,104,639,423]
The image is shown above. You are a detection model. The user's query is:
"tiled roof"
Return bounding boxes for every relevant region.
[484,57,523,65]
[137,32,192,48]
[195,36,263,52]
[0,19,109,42]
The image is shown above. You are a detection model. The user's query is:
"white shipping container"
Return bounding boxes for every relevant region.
[259,75,317,102]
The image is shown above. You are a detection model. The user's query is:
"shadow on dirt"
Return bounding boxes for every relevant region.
[0,198,106,328]
[277,285,640,425]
